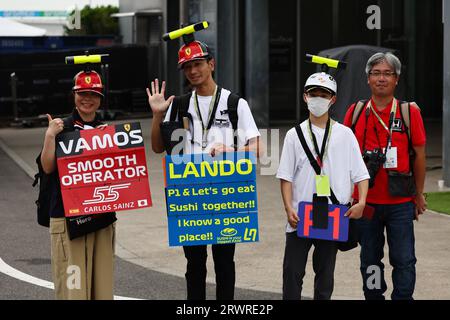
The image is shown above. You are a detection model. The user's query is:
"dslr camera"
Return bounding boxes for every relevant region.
[363,148,386,188]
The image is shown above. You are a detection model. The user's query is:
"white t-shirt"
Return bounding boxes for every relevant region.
[276,120,370,233]
[164,88,260,154]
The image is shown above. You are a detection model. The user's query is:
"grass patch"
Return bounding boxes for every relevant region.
[426,192,450,215]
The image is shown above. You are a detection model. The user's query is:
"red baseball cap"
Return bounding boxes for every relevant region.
[178,41,211,68]
[72,70,104,97]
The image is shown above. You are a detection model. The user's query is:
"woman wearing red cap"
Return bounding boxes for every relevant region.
[39,70,116,300]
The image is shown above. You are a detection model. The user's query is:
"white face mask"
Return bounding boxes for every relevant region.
[307,97,332,117]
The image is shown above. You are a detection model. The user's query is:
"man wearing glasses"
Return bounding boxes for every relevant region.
[343,52,427,300]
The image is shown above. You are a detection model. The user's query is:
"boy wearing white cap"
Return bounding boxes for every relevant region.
[277,72,370,300]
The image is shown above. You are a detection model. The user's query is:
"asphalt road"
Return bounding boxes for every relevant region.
[0,148,281,300]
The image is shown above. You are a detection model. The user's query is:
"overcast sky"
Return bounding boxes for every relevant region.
[0,0,119,11]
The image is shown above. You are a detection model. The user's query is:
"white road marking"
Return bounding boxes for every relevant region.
[0,257,54,289]
[0,257,142,300]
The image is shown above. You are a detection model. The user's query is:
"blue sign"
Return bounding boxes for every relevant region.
[164,152,259,247]
[297,202,350,242]
[166,181,257,216]
[168,213,259,246]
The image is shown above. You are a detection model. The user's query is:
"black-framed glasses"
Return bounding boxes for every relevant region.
[369,71,397,78]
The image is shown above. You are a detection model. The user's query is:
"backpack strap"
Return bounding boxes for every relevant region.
[62,115,75,133]
[227,93,240,131]
[169,93,192,122]
[399,101,421,141]
[169,98,179,122]
[227,92,240,150]
[32,155,42,187]
[167,93,193,146]
[399,102,422,172]
[294,125,340,205]
[351,100,369,132]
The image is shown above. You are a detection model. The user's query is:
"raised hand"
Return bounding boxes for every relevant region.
[146,79,175,116]
[45,114,64,138]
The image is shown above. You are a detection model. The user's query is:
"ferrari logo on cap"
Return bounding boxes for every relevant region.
[85,76,91,84]
[185,48,192,56]
[124,124,131,132]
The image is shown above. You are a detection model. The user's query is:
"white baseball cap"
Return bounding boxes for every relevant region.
[304,72,337,95]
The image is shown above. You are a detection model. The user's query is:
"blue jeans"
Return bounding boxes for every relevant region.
[356,202,417,300]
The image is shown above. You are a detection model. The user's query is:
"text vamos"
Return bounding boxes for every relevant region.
[58,130,143,155]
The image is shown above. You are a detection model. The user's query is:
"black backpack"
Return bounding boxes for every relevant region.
[32,157,53,227]
[32,116,74,227]
[160,91,241,154]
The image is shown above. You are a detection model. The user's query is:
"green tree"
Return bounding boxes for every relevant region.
[65,5,119,35]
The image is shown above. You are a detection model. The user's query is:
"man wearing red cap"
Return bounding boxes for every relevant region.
[39,70,116,300]
[147,40,261,300]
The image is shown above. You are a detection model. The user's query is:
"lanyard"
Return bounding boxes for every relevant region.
[307,118,333,170]
[193,86,221,149]
[367,98,398,150]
